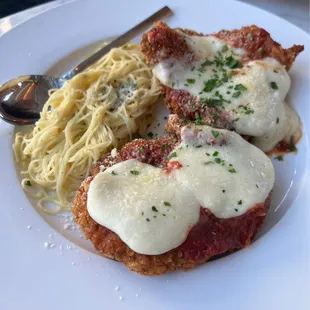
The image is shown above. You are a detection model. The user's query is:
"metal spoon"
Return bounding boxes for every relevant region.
[0,6,172,125]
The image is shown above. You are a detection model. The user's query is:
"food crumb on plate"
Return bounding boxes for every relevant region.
[44,241,55,249]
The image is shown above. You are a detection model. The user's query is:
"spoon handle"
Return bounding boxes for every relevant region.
[62,6,172,80]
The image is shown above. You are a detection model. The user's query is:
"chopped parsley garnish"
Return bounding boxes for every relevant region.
[162,144,168,150]
[247,33,253,40]
[139,147,145,153]
[152,206,158,212]
[168,152,177,159]
[289,137,297,152]
[194,118,204,125]
[222,189,226,193]
[195,145,202,148]
[234,208,238,212]
[232,91,241,98]
[211,130,219,138]
[234,84,247,91]
[111,171,117,175]
[221,44,228,52]
[214,158,222,164]
[214,90,222,98]
[203,79,222,92]
[164,201,171,206]
[146,218,150,222]
[276,117,279,124]
[233,105,254,115]
[141,212,144,216]
[194,111,204,125]
[222,76,229,83]
[130,170,139,175]
[186,78,196,84]
[244,108,254,115]
[201,98,223,107]
[256,184,259,188]
[274,156,283,161]
[201,59,214,66]
[184,83,189,87]
[204,161,214,165]
[206,153,210,156]
[213,151,219,156]
[238,200,242,205]
[259,48,265,55]
[147,132,154,138]
[270,82,278,90]
[25,180,32,186]
[228,168,237,173]
[225,56,243,69]
[162,213,166,216]
[233,118,239,122]
[214,53,225,66]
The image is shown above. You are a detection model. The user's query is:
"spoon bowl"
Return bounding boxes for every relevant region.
[0,75,64,125]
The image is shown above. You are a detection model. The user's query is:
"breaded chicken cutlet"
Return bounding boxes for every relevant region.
[141,22,303,68]
[141,22,304,153]
[73,134,271,276]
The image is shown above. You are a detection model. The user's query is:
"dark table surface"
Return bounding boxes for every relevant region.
[0,0,52,18]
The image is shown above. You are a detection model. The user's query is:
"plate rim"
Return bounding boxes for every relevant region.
[0,0,309,309]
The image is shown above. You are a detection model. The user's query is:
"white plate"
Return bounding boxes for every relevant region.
[0,0,309,309]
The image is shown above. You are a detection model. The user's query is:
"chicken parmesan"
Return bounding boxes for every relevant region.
[73,125,274,275]
[141,22,303,153]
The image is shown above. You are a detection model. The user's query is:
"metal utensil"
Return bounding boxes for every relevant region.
[0,6,172,125]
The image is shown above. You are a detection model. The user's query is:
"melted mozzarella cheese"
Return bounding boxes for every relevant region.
[251,103,302,151]
[170,125,275,218]
[87,125,275,255]
[182,34,247,58]
[225,58,289,137]
[153,34,301,152]
[87,159,200,255]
